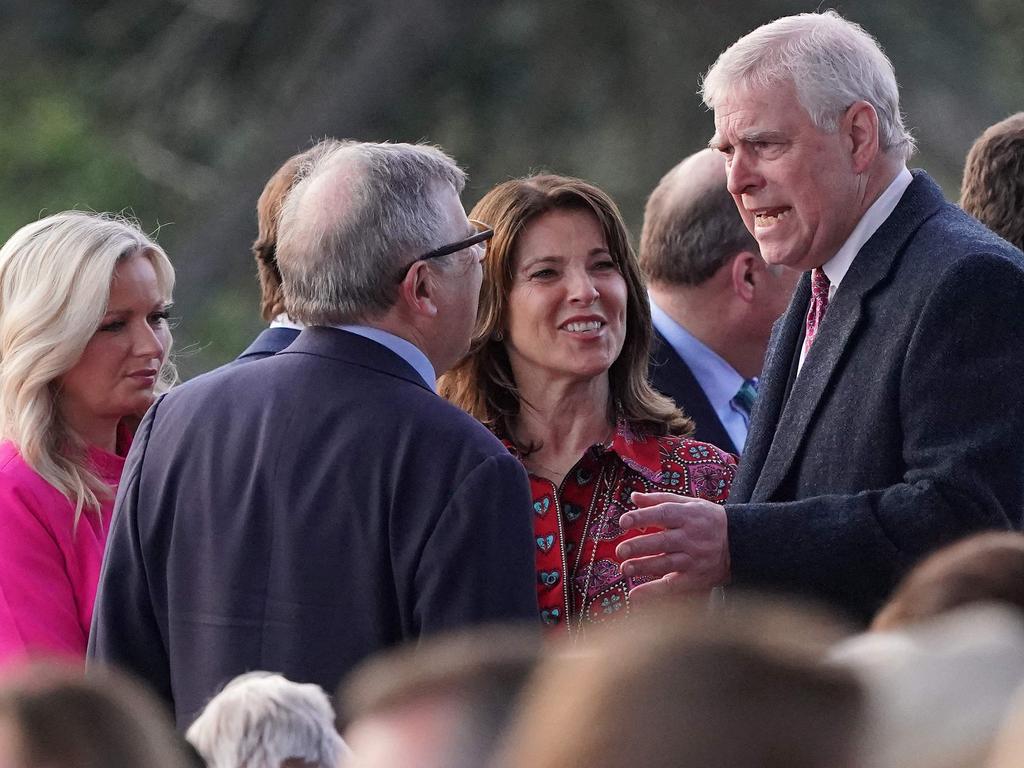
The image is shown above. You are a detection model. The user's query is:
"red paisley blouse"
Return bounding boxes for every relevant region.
[503,419,737,636]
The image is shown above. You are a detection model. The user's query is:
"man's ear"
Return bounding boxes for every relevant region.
[397,261,439,318]
[844,100,880,174]
[731,251,761,304]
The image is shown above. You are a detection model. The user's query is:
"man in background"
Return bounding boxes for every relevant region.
[233,147,314,362]
[961,112,1024,252]
[640,149,797,453]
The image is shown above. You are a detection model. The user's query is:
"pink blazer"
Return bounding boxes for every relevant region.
[0,441,124,664]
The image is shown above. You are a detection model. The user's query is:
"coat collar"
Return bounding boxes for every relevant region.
[500,417,665,485]
[236,326,300,360]
[279,326,434,393]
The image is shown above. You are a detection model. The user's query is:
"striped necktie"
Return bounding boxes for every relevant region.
[731,378,759,421]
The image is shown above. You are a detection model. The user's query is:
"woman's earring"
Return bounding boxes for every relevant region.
[492,329,504,342]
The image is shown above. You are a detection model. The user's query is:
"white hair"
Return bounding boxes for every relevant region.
[186,672,349,768]
[701,10,915,161]
[0,211,176,520]
[276,140,467,325]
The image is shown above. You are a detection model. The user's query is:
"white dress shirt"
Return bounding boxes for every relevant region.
[798,167,913,371]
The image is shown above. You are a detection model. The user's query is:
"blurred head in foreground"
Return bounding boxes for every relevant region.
[834,604,1024,768]
[339,625,540,768]
[872,531,1024,631]
[0,663,194,768]
[495,596,862,768]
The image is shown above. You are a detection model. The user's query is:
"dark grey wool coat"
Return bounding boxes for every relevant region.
[727,171,1024,622]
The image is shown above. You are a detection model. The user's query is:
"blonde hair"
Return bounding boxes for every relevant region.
[0,211,176,520]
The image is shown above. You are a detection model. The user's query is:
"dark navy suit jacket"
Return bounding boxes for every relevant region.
[648,330,739,455]
[88,328,538,727]
[727,172,1024,622]
[235,326,300,362]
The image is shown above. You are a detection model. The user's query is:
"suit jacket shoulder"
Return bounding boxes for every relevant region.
[648,329,738,454]
[235,326,300,362]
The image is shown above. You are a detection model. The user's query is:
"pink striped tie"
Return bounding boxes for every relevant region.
[803,268,831,354]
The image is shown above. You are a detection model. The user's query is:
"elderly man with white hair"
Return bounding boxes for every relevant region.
[617,10,1024,623]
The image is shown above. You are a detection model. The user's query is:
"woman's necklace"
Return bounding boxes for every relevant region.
[523,425,615,484]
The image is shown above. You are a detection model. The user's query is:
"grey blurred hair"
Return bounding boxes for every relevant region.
[701,10,915,161]
[185,672,349,768]
[276,140,467,325]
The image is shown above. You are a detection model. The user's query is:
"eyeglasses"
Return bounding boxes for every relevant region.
[414,219,493,263]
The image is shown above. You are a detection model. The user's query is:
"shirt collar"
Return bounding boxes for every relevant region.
[333,324,437,391]
[500,417,664,485]
[822,166,913,293]
[649,296,745,413]
[606,418,665,483]
[269,313,306,331]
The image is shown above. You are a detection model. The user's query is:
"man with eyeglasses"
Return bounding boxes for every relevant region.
[89,140,538,729]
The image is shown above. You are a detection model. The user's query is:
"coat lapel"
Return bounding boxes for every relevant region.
[280,326,435,392]
[649,330,738,454]
[730,274,808,501]
[747,171,947,502]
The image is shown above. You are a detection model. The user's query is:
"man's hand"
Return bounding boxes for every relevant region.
[615,492,730,601]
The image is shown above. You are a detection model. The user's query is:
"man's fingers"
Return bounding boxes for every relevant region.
[619,502,689,531]
[615,529,683,561]
[630,491,699,507]
[618,551,693,580]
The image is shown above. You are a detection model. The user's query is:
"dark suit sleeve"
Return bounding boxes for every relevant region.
[87,399,173,706]
[412,452,539,631]
[727,253,1024,617]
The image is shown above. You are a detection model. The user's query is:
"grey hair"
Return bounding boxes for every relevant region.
[640,150,759,286]
[276,140,467,325]
[701,10,915,161]
[185,672,349,768]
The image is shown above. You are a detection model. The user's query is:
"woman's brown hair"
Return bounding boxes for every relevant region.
[438,174,692,449]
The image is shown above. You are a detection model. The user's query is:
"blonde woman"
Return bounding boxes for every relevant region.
[0,212,175,663]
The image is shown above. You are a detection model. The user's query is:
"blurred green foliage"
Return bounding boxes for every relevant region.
[0,73,170,242]
[1,0,1022,379]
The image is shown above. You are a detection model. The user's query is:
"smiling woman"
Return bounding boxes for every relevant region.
[0,212,176,664]
[439,175,738,635]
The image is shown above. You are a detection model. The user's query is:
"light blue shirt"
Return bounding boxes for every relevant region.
[650,297,750,452]
[335,325,437,392]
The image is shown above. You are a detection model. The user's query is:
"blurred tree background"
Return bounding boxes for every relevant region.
[1,0,1021,378]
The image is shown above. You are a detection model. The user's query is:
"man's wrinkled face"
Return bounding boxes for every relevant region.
[711,84,863,272]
